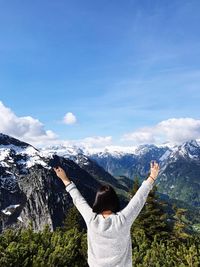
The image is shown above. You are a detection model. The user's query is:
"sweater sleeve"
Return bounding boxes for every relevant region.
[65,182,94,226]
[120,180,153,226]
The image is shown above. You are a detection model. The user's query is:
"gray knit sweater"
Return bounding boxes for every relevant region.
[65,180,153,267]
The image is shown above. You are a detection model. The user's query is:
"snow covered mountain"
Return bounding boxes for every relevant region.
[41,145,133,192]
[42,140,200,207]
[157,140,200,207]
[89,141,200,207]
[1,133,199,233]
[0,134,129,232]
[86,144,169,178]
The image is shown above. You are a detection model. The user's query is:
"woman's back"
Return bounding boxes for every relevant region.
[65,180,153,267]
[87,213,132,267]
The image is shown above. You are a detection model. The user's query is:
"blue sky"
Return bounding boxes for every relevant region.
[0,0,200,147]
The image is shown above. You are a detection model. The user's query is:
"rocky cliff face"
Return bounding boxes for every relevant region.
[0,134,106,232]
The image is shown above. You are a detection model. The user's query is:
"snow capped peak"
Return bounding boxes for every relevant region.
[168,139,200,160]
[0,135,47,170]
[1,133,200,171]
[134,144,158,155]
[179,139,199,153]
[41,144,139,159]
[84,145,138,157]
[182,139,199,149]
[0,133,30,148]
[40,144,84,159]
[0,132,45,168]
[41,141,194,160]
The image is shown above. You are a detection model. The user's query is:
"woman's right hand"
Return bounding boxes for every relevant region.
[149,161,160,182]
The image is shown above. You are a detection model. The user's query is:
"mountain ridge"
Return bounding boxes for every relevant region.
[0,133,130,232]
[0,133,200,233]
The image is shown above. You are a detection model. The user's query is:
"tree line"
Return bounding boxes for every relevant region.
[0,178,199,266]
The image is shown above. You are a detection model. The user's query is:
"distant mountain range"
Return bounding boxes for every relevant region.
[0,133,200,232]
[42,140,200,207]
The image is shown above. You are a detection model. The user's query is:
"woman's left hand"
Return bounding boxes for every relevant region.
[53,166,71,186]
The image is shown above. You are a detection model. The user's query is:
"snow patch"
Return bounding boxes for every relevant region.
[1,204,20,216]
[0,148,10,161]
[17,216,23,222]
[2,210,11,215]
[0,161,9,167]
[159,150,171,161]
[26,156,47,168]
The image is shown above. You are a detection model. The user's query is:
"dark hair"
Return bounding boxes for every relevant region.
[92,184,120,214]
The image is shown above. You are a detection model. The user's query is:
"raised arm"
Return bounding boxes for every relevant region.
[120,161,159,226]
[54,167,94,226]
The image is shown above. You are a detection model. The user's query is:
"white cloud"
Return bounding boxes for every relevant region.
[2,101,199,149]
[122,118,200,145]
[62,136,113,149]
[0,101,57,146]
[123,128,155,144]
[0,102,112,149]
[78,136,112,148]
[63,112,77,125]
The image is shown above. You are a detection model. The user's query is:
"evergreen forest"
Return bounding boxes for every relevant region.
[0,179,199,267]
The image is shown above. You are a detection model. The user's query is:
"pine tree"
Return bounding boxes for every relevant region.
[171,205,190,241]
[132,175,140,195]
[0,223,199,266]
[130,178,170,241]
[62,205,84,231]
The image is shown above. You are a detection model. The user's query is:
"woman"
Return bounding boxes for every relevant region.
[54,161,159,267]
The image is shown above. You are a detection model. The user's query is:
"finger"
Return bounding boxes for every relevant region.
[155,163,159,169]
[151,160,156,168]
[150,161,154,168]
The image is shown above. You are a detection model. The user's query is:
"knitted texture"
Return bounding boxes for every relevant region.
[66,180,153,267]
